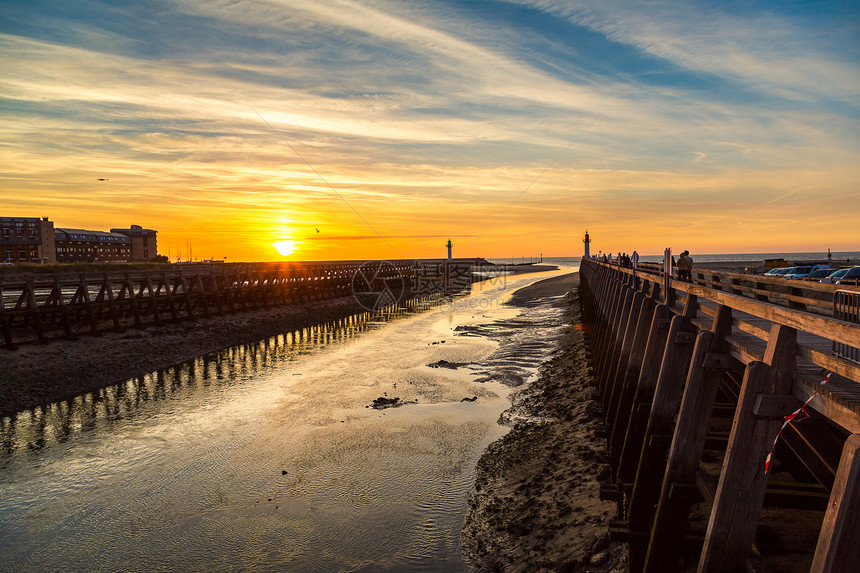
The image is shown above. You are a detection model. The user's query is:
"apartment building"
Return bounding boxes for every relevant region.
[0,217,56,264]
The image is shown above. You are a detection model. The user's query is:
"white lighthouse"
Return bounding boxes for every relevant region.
[446,239,452,261]
[583,230,591,259]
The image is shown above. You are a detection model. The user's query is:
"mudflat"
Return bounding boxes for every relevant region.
[509,272,580,302]
[461,273,628,572]
[0,297,368,416]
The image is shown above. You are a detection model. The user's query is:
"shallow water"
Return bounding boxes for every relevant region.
[0,268,575,572]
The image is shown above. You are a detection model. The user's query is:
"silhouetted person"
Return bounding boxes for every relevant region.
[677,250,693,282]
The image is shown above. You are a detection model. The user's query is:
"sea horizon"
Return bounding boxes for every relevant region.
[489,250,860,266]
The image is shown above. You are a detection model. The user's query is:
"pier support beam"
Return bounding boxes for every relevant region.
[812,433,860,572]
[616,303,672,485]
[644,304,734,572]
[698,324,796,572]
[627,296,698,570]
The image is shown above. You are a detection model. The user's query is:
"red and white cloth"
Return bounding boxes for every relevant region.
[764,371,831,473]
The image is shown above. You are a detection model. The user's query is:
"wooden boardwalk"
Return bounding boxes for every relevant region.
[579,259,860,573]
[0,259,485,348]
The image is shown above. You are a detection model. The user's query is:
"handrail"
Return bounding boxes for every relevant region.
[582,259,860,426]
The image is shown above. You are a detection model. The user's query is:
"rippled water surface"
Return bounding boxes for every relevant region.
[0,268,574,572]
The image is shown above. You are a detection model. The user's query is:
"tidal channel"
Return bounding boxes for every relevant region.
[0,268,574,572]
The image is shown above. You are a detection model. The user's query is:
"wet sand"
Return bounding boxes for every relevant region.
[508,272,580,303]
[461,273,628,572]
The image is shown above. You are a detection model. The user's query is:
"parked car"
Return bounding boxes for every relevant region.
[784,264,832,279]
[766,267,796,277]
[804,268,840,280]
[821,268,850,284]
[835,266,860,285]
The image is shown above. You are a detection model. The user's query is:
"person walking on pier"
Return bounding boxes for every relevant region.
[622,253,631,268]
[677,250,693,282]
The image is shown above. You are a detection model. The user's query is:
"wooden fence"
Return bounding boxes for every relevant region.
[0,259,481,348]
[579,258,860,572]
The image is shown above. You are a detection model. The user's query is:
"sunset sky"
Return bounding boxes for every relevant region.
[2,0,858,261]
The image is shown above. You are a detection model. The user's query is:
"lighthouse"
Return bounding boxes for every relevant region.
[583,230,591,259]
[447,239,452,261]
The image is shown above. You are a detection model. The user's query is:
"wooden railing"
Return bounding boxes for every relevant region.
[579,258,860,572]
[0,259,482,348]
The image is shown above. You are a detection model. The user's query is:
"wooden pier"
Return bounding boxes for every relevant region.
[579,259,860,572]
[0,259,485,348]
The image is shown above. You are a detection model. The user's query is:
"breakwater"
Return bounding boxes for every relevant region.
[0,259,494,348]
[579,259,860,572]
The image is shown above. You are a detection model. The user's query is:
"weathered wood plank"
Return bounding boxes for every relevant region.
[812,433,860,572]
[674,282,860,349]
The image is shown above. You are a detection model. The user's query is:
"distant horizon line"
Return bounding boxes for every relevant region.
[207,250,859,264]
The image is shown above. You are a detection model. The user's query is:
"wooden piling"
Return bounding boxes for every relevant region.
[812,433,860,572]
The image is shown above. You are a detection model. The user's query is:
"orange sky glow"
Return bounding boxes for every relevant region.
[2,1,858,262]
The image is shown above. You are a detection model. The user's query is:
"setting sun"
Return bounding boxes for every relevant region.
[272,240,299,257]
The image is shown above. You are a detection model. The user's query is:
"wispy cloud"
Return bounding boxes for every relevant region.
[1,0,858,259]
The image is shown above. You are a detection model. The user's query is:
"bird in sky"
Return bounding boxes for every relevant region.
[315,228,320,233]
[96,178,109,181]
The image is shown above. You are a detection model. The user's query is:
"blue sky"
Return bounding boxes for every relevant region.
[1,0,858,260]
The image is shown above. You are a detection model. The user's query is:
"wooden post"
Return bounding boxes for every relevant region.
[596,279,621,372]
[162,272,178,321]
[609,296,656,459]
[599,285,631,393]
[100,274,122,332]
[237,270,249,310]
[643,332,713,572]
[78,275,98,335]
[209,272,224,316]
[221,271,235,313]
[259,271,271,309]
[617,304,672,484]
[627,301,698,570]
[0,282,15,349]
[697,324,797,572]
[24,279,47,344]
[606,288,644,429]
[145,274,162,325]
[811,433,860,572]
[603,287,637,407]
[194,274,210,318]
[607,290,644,413]
[124,275,143,328]
[643,305,734,572]
[278,272,291,307]
[52,277,74,338]
[179,274,194,319]
[592,276,616,381]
